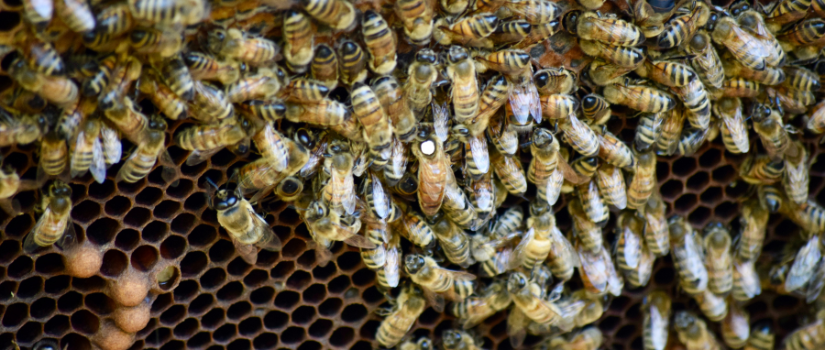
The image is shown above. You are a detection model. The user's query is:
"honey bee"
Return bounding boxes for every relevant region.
[337,40,367,87]
[490,147,527,195]
[676,128,709,156]
[22,0,53,30]
[595,130,634,170]
[674,311,724,350]
[83,3,133,49]
[723,57,786,86]
[138,69,187,121]
[511,214,552,271]
[129,27,185,58]
[442,330,481,350]
[0,112,46,147]
[375,283,427,348]
[776,18,825,46]
[760,184,784,213]
[808,100,825,134]
[38,132,68,181]
[226,66,286,103]
[722,77,761,98]
[735,199,767,261]
[568,290,603,327]
[301,0,355,30]
[783,141,809,206]
[373,76,416,143]
[693,289,728,321]
[739,154,785,185]
[735,5,787,67]
[431,213,474,267]
[528,128,568,205]
[466,172,496,230]
[577,179,609,224]
[360,210,400,285]
[80,55,116,98]
[0,162,24,216]
[655,107,685,156]
[635,113,663,152]
[507,271,584,328]
[712,97,748,154]
[558,114,599,157]
[310,44,338,90]
[440,0,469,16]
[490,20,532,46]
[751,102,788,158]
[684,31,724,90]
[405,49,439,113]
[604,80,675,113]
[476,50,540,131]
[784,66,821,92]
[630,0,678,38]
[69,117,105,184]
[486,110,518,157]
[744,321,774,350]
[446,46,480,125]
[564,10,644,46]
[451,279,511,329]
[285,99,360,141]
[238,132,310,195]
[514,20,561,49]
[188,81,234,123]
[238,100,285,123]
[321,140,356,216]
[23,181,76,253]
[471,230,516,277]
[450,124,490,180]
[773,86,816,114]
[395,0,434,46]
[207,28,280,67]
[99,123,121,168]
[506,0,561,25]
[283,10,313,74]
[304,200,373,258]
[586,58,636,86]
[784,313,825,350]
[656,1,710,49]
[577,242,624,296]
[638,193,669,258]
[567,196,602,254]
[540,93,579,121]
[711,16,770,71]
[615,211,654,287]
[398,338,433,350]
[534,68,575,95]
[128,0,205,26]
[580,40,644,68]
[176,117,251,165]
[638,59,696,88]
[732,258,761,301]
[8,57,79,108]
[702,223,733,295]
[0,86,46,115]
[626,149,656,210]
[362,10,397,75]
[669,216,708,294]
[412,130,449,215]
[117,115,174,183]
[392,202,435,248]
[405,254,476,309]
[643,291,671,350]
[785,235,821,292]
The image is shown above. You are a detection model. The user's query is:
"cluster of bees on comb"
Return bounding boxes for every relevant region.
[5,0,825,347]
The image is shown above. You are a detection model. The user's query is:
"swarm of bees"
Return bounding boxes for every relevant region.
[5,0,825,347]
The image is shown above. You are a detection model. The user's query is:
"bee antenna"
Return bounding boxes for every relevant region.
[205,177,219,190]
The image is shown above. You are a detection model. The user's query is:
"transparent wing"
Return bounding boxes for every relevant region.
[434,102,450,143]
[511,227,535,270]
[231,237,259,265]
[369,172,391,219]
[185,148,222,166]
[468,135,490,175]
[90,137,106,184]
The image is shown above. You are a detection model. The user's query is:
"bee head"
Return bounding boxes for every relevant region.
[534,70,551,90]
[49,181,72,197]
[447,46,468,63]
[451,124,471,138]
[295,128,315,149]
[404,254,425,274]
[315,44,333,58]
[340,40,360,55]
[753,321,772,334]
[33,339,59,350]
[441,330,462,347]
[328,140,350,155]
[418,338,433,350]
[647,0,675,12]
[730,0,750,16]
[396,172,418,196]
[148,115,167,131]
[277,177,304,200]
[415,49,438,64]
[706,12,721,32]
[306,200,328,221]
[212,189,238,211]
[531,128,554,148]
[507,272,528,292]
[562,11,581,35]
[673,311,695,330]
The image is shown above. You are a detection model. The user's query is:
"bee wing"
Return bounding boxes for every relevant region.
[620,228,641,269]
[114,149,139,183]
[786,235,822,292]
[433,102,450,143]
[331,167,357,216]
[369,172,391,219]
[56,221,79,252]
[185,148,222,166]
[721,112,749,152]
[649,305,669,349]
[343,233,378,249]
[508,84,532,126]
[806,258,825,303]
[557,153,590,185]
[307,238,334,267]
[70,129,90,178]
[422,287,446,313]
[511,227,536,270]
[260,125,289,172]
[544,168,564,205]
[725,27,768,71]
[89,136,106,184]
[231,237,259,265]
[494,248,513,276]
[552,228,580,267]
[23,209,49,254]
[468,135,490,175]
[250,209,282,251]
[507,306,528,348]
[384,246,400,288]
[159,151,179,185]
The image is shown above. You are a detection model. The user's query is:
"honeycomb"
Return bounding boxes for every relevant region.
[0,0,822,350]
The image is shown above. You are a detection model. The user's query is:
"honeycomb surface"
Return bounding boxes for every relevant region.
[0,117,818,350]
[0,0,822,349]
